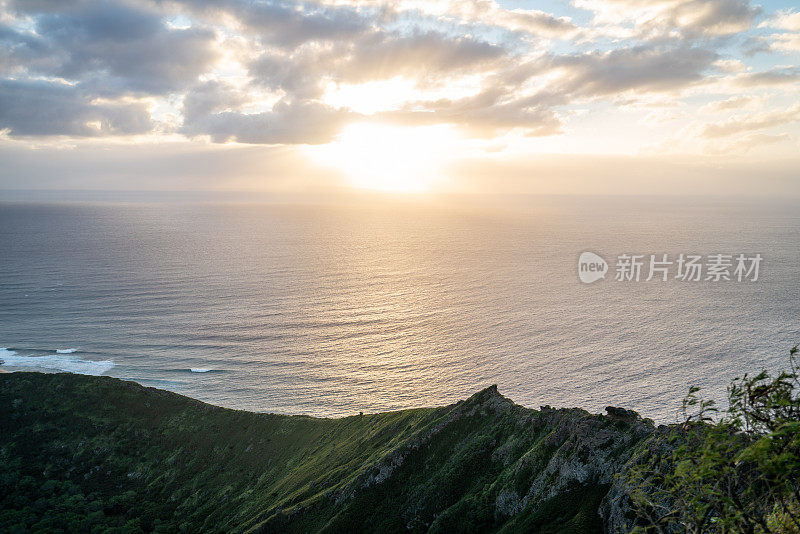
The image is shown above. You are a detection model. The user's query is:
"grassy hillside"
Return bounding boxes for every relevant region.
[0,373,654,533]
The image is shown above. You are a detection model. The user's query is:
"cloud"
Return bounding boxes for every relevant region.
[314,0,578,39]
[487,8,577,37]
[574,0,760,41]
[765,33,800,53]
[550,46,718,96]
[6,0,219,94]
[0,23,62,75]
[0,0,796,152]
[712,59,746,73]
[249,49,335,100]
[752,10,800,54]
[420,0,578,38]
[177,0,372,48]
[641,109,686,125]
[734,67,800,87]
[700,95,761,113]
[378,90,564,137]
[248,29,505,98]
[240,2,368,46]
[759,9,800,31]
[390,44,721,135]
[706,132,792,154]
[181,81,253,123]
[335,31,506,83]
[181,99,355,144]
[187,28,508,143]
[700,104,800,138]
[0,78,152,137]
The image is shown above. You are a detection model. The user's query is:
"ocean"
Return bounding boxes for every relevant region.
[1,196,798,421]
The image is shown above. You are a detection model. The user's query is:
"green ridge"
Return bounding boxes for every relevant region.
[1,373,653,533]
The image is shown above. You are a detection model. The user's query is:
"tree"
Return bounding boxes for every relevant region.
[627,345,800,533]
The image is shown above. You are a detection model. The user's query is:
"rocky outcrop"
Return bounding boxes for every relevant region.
[307,386,657,532]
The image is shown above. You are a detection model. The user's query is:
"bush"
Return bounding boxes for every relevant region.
[628,345,800,533]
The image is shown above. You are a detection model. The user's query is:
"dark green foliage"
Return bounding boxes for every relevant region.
[0,374,650,533]
[6,353,798,534]
[625,345,800,533]
[0,373,436,533]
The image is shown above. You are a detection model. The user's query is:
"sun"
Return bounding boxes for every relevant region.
[311,123,459,193]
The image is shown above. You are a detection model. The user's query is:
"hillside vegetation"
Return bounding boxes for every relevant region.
[1,373,652,533]
[1,347,798,533]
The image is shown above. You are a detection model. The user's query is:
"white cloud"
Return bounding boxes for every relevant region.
[766,33,800,53]
[759,9,800,31]
[700,95,762,113]
[713,59,746,73]
[699,104,800,138]
[705,132,792,154]
[572,0,760,41]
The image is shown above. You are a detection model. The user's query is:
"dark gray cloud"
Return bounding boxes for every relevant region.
[6,0,219,94]
[0,23,61,75]
[181,81,251,124]
[0,79,152,136]
[249,49,337,100]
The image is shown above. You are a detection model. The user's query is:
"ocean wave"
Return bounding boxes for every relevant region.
[161,368,225,374]
[0,348,113,376]
[5,347,83,354]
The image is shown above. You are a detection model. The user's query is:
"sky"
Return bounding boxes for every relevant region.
[0,0,799,196]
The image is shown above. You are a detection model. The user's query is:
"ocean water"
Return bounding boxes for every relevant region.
[0,196,798,421]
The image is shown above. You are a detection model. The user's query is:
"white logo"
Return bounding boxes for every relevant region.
[577,252,762,284]
[578,252,608,284]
